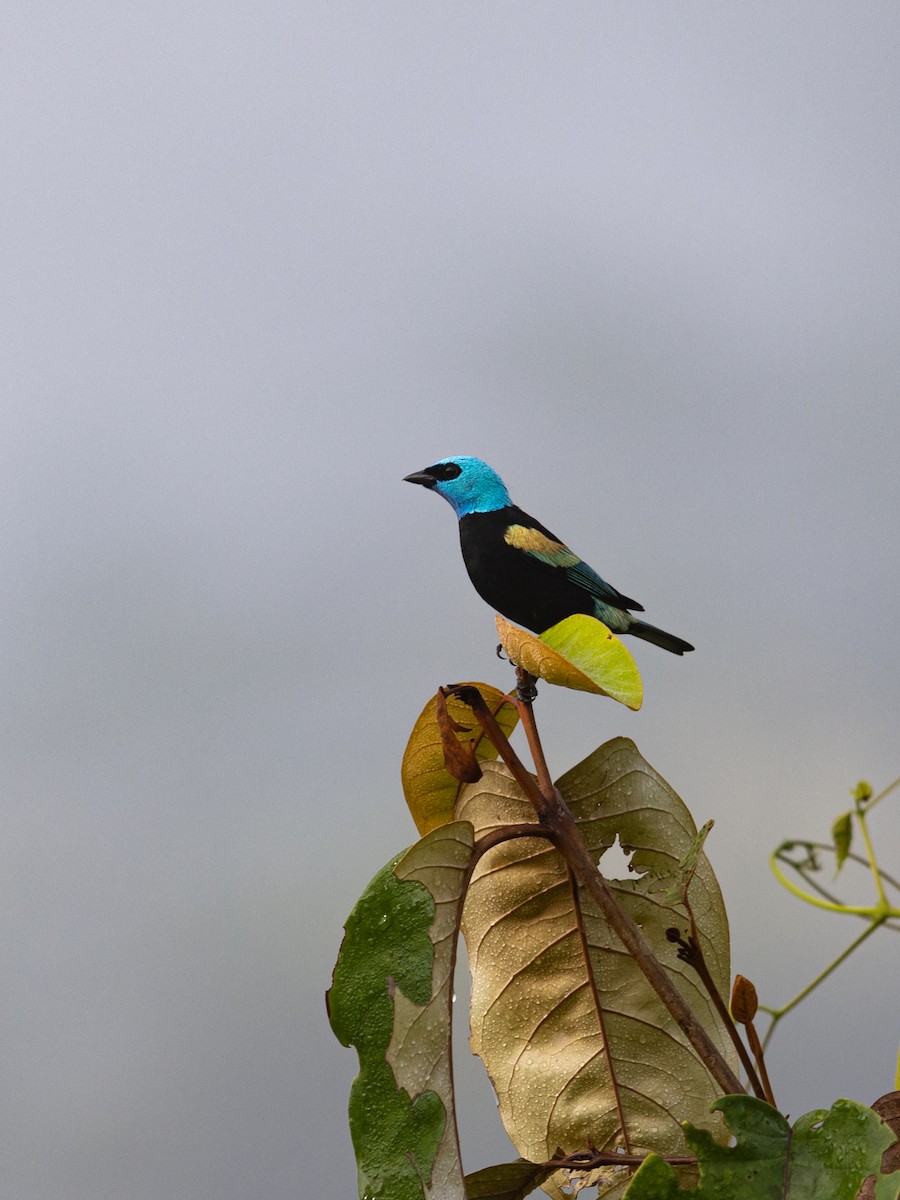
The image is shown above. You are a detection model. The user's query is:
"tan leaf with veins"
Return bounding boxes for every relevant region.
[458,741,735,1178]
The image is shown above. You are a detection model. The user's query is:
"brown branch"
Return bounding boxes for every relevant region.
[447,683,746,1100]
[545,1147,696,1169]
[513,668,555,798]
[744,1021,776,1107]
[666,930,767,1100]
[445,686,553,819]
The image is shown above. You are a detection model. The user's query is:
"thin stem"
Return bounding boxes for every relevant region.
[865,775,900,814]
[546,1148,697,1169]
[778,843,900,898]
[744,1021,776,1107]
[855,806,888,908]
[769,851,897,918]
[773,847,900,937]
[513,670,555,800]
[669,930,766,1100]
[760,917,887,1050]
[678,906,762,1094]
[839,852,900,894]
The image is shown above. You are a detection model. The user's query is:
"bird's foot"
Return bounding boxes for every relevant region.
[515,669,538,703]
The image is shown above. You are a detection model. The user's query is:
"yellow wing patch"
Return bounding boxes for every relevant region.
[504,524,580,567]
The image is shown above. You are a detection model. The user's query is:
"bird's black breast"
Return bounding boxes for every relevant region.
[458,506,598,634]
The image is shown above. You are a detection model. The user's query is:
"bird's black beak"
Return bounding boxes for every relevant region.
[403,471,437,488]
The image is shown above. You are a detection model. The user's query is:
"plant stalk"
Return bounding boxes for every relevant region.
[760,916,886,1050]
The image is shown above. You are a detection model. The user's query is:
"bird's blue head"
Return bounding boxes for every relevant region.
[403,456,511,518]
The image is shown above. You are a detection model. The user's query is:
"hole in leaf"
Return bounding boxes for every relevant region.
[597,833,646,881]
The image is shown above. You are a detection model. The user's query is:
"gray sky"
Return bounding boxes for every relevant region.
[3,4,900,1197]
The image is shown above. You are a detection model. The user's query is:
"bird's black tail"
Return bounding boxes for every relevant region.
[627,620,694,656]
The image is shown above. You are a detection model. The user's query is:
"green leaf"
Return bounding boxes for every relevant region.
[457,739,736,1189]
[623,1154,682,1199]
[402,685,520,834]
[675,1097,791,1198]
[832,811,853,876]
[788,1099,898,1198]
[327,823,476,1200]
[495,613,643,710]
[623,1096,899,1199]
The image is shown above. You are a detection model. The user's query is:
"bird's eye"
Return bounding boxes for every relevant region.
[425,462,462,481]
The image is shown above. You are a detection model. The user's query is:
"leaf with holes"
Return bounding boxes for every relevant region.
[457,739,735,1199]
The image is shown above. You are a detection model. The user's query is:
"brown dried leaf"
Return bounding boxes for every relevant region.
[435,687,483,783]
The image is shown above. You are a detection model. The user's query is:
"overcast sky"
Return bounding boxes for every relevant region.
[3,5,900,1198]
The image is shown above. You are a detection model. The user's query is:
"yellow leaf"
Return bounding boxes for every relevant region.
[401,685,520,835]
[495,613,643,710]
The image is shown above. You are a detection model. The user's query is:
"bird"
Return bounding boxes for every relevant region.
[403,456,694,655]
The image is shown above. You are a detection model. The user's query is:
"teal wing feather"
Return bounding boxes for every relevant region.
[503,521,644,613]
[562,558,644,612]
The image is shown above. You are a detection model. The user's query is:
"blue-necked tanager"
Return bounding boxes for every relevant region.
[403,456,693,655]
